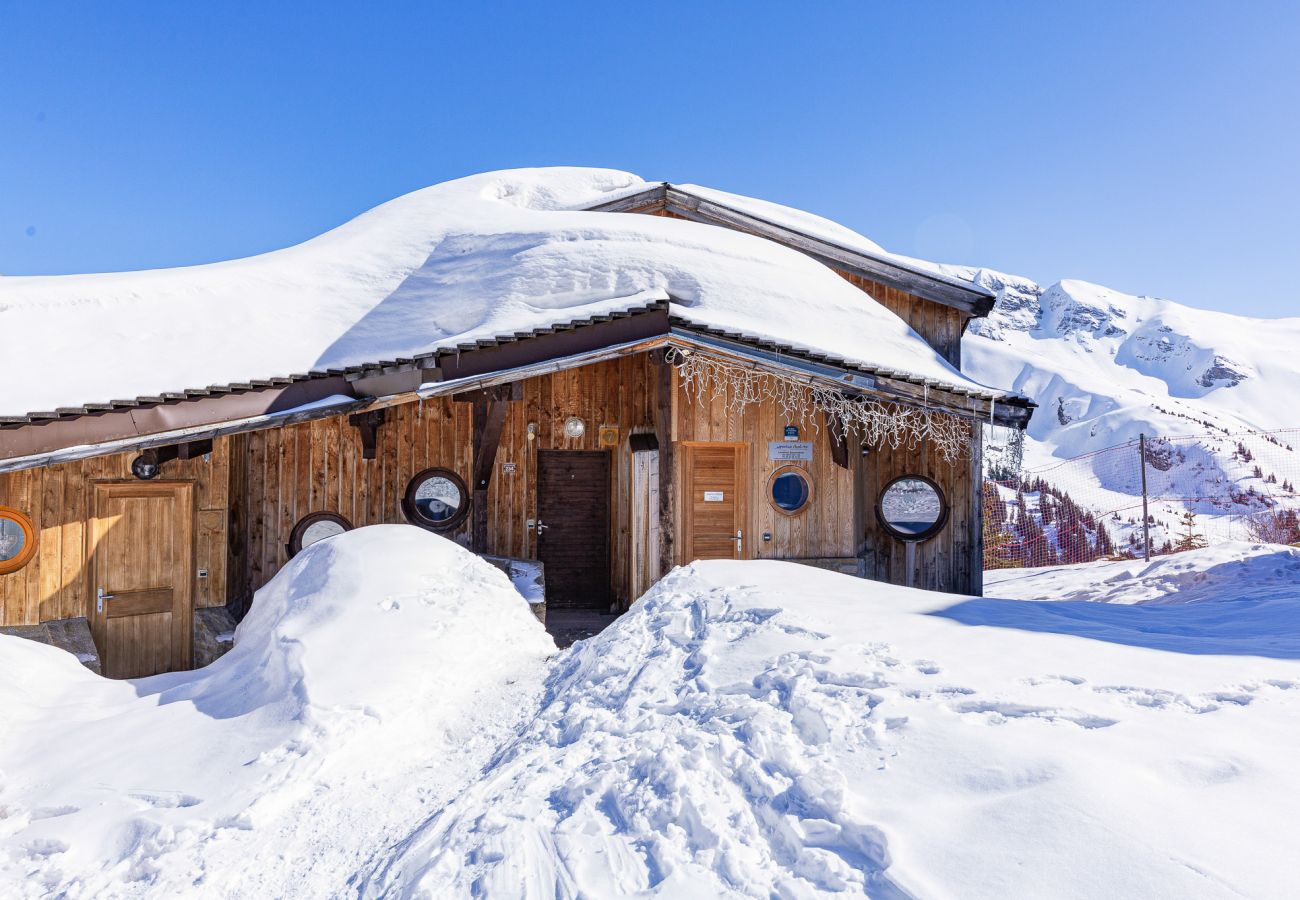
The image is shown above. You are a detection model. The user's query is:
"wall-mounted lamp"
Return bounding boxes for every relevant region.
[564,416,586,439]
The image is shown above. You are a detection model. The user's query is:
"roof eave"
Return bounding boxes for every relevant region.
[581,183,997,316]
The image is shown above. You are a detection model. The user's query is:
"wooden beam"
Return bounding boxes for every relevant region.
[653,352,676,575]
[471,398,510,552]
[826,413,850,470]
[347,409,386,460]
[452,382,523,404]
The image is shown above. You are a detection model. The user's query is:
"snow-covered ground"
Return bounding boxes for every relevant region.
[4,529,1299,898]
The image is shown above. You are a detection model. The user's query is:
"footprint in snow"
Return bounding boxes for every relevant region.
[955,700,1117,729]
[128,791,203,809]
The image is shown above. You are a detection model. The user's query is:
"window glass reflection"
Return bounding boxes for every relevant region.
[0,517,25,562]
[301,518,347,547]
[414,475,464,522]
[880,477,943,537]
[771,471,810,513]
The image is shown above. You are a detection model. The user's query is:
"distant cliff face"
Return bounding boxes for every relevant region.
[941,267,1300,551]
[957,270,1300,460]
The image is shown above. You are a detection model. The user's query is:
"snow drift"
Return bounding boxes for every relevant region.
[5,533,1300,898]
[368,559,1300,900]
[0,526,555,898]
[0,168,998,419]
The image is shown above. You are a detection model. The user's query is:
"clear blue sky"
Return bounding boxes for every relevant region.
[3,2,1298,317]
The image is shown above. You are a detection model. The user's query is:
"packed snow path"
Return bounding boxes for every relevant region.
[3,530,1299,898]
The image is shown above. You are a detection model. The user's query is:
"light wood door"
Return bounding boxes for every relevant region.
[537,451,611,609]
[682,442,747,561]
[90,482,194,678]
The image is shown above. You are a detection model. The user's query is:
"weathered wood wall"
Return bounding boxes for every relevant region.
[857,421,981,594]
[837,272,969,369]
[671,367,859,560]
[0,438,231,627]
[234,354,657,606]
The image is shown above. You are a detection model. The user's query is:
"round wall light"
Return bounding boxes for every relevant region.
[564,416,586,439]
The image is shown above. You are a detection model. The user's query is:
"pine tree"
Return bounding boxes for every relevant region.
[1174,510,1208,552]
[982,482,1019,569]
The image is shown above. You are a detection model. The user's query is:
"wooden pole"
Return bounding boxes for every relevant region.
[654,352,676,576]
[1139,433,1151,561]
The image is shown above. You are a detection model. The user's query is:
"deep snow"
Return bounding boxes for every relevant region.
[4,528,1299,898]
[0,169,1004,420]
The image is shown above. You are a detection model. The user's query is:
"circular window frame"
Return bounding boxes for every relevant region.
[287,511,353,558]
[402,467,471,532]
[766,464,815,517]
[875,474,949,543]
[0,506,37,575]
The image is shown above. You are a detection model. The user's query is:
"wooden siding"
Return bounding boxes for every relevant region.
[838,272,968,369]
[0,438,231,627]
[857,420,981,594]
[235,354,657,606]
[672,367,858,561]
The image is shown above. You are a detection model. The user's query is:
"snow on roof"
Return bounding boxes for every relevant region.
[675,183,996,298]
[0,168,1011,419]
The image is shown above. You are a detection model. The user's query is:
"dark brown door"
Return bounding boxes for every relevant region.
[90,482,194,678]
[537,450,610,609]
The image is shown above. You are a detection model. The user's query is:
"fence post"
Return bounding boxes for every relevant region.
[1139,433,1151,561]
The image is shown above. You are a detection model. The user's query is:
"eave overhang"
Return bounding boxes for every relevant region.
[583,183,997,317]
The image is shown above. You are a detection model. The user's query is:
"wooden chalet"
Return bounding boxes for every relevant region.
[0,181,1033,678]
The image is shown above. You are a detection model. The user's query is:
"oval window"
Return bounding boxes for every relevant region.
[877,475,948,542]
[767,465,813,516]
[403,468,470,531]
[288,512,353,558]
[0,506,37,575]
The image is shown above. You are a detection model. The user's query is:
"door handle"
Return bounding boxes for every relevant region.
[732,530,743,555]
[535,519,549,534]
[97,587,115,613]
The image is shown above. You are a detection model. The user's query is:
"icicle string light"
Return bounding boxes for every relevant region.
[666,346,973,461]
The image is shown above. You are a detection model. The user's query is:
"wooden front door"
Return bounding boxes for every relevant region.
[682,442,747,561]
[537,450,610,609]
[90,482,194,678]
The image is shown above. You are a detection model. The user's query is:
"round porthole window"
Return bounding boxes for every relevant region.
[403,468,470,531]
[876,475,948,542]
[0,506,37,575]
[288,512,353,558]
[767,465,813,516]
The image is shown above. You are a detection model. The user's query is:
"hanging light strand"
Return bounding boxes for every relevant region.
[666,346,973,461]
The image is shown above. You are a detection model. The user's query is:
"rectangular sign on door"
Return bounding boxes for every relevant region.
[703,491,724,502]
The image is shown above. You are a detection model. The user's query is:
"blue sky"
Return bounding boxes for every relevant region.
[2,2,1297,317]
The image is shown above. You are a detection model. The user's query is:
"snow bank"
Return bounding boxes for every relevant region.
[7,540,1299,898]
[367,557,1300,899]
[987,541,1300,605]
[0,525,554,898]
[0,169,999,419]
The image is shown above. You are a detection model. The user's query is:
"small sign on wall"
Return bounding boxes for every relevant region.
[703,491,725,502]
[769,441,813,461]
[502,462,517,474]
[783,425,799,441]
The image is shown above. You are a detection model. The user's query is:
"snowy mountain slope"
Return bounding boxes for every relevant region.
[959,271,1300,457]
[946,265,1300,553]
[8,529,1300,899]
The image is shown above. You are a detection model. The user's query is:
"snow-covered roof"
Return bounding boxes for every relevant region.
[0,168,1016,420]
